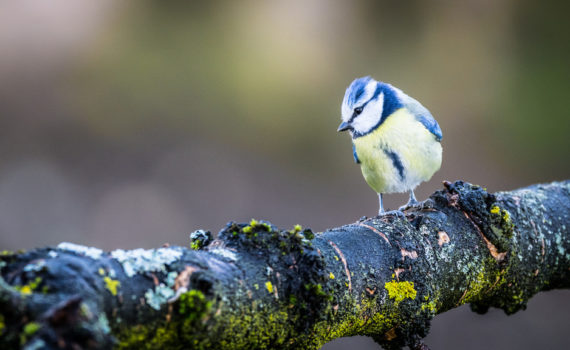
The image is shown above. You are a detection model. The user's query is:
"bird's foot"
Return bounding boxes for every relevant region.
[399,198,435,212]
[379,209,406,219]
[399,203,417,211]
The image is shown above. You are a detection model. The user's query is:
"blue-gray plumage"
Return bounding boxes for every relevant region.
[352,143,360,164]
[399,93,443,141]
[338,76,443,215]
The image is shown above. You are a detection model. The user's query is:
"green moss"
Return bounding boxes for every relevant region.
[104,276,121,296]
[289,295,297,306]
[384,281,417,303]
[190,230,212,251]
[290,224,302,234]
[115,285,400,349]
[179,290,212,319]
[489,204,515,239]
[23,322,40,336]
[117,290,214,349]
[232,219,275,240]
[115,325,148,349]
[308,296,401,348]
[459,263,509,309]
[265,281,274,294]
[385,281,417,303]
[420,300,438,313]
[419,293,440,314]
[305,284,333,301]
[213,309,290,349]
[14,277,42,296]
[116,323,181,350]
[302,228,315,240]
[20,322,41,346]
[16,285,32,295]
[0,314,4,335]
[119,298,290,349]
[461,270,487,304]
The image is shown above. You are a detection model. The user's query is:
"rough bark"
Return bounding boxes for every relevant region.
[0,180,569,350]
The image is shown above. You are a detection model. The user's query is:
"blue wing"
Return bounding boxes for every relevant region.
[400,93,443,141]
[352,143,361,164]
[416,114,442,141]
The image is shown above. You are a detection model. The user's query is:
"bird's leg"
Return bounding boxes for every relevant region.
[399,189,420,211]
[378,193,406,218]
[378,193,384,215]
[407,189,420,207]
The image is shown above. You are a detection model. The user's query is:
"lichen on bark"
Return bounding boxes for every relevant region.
[0,180,568,349]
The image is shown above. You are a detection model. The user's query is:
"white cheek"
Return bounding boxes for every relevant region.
[352,93,384,134]
[341,103,351,122]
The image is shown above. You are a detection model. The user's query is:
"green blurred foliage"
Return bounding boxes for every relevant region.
[492,1,570,175]
[68,0,569,181]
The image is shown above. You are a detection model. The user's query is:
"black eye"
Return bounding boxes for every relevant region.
[354,107,363,115]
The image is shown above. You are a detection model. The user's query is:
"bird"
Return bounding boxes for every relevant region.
[338,76,442,216]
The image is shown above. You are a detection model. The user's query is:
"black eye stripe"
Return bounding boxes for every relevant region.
[349,106,363,122]
[349,84,384,123]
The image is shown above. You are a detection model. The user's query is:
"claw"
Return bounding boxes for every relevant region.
[400,189,420,211]
[399,202,419,211]
[382,209,406,219]
[400,198,435,212]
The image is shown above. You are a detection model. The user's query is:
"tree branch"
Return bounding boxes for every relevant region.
[1,180,569,349]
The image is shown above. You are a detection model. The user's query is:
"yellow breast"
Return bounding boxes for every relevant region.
[352,108,442,194]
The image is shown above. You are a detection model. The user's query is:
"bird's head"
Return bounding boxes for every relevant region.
[338,76,400,138]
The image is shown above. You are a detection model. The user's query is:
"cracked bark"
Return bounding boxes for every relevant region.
[0,180,569,350]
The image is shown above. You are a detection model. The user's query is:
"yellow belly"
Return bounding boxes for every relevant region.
[352,108,442,194]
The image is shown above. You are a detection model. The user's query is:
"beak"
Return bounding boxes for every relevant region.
[337,121,352,132]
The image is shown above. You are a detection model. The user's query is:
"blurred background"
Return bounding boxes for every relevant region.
[0,0,568,349]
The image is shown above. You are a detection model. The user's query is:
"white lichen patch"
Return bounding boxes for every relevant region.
[208,248,238,262]
[47,251,58,258]
[97,314,111,335]
[57,242,104,260]
[419,225,431,236]
[166,271,178,287]
[111,247,183,278]
[22,339,46,350]
[23,259,46,272]
[555,234,566,256]
[145,283,175,310]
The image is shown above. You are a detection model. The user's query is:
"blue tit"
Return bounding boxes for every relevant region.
[338,76,442,215]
